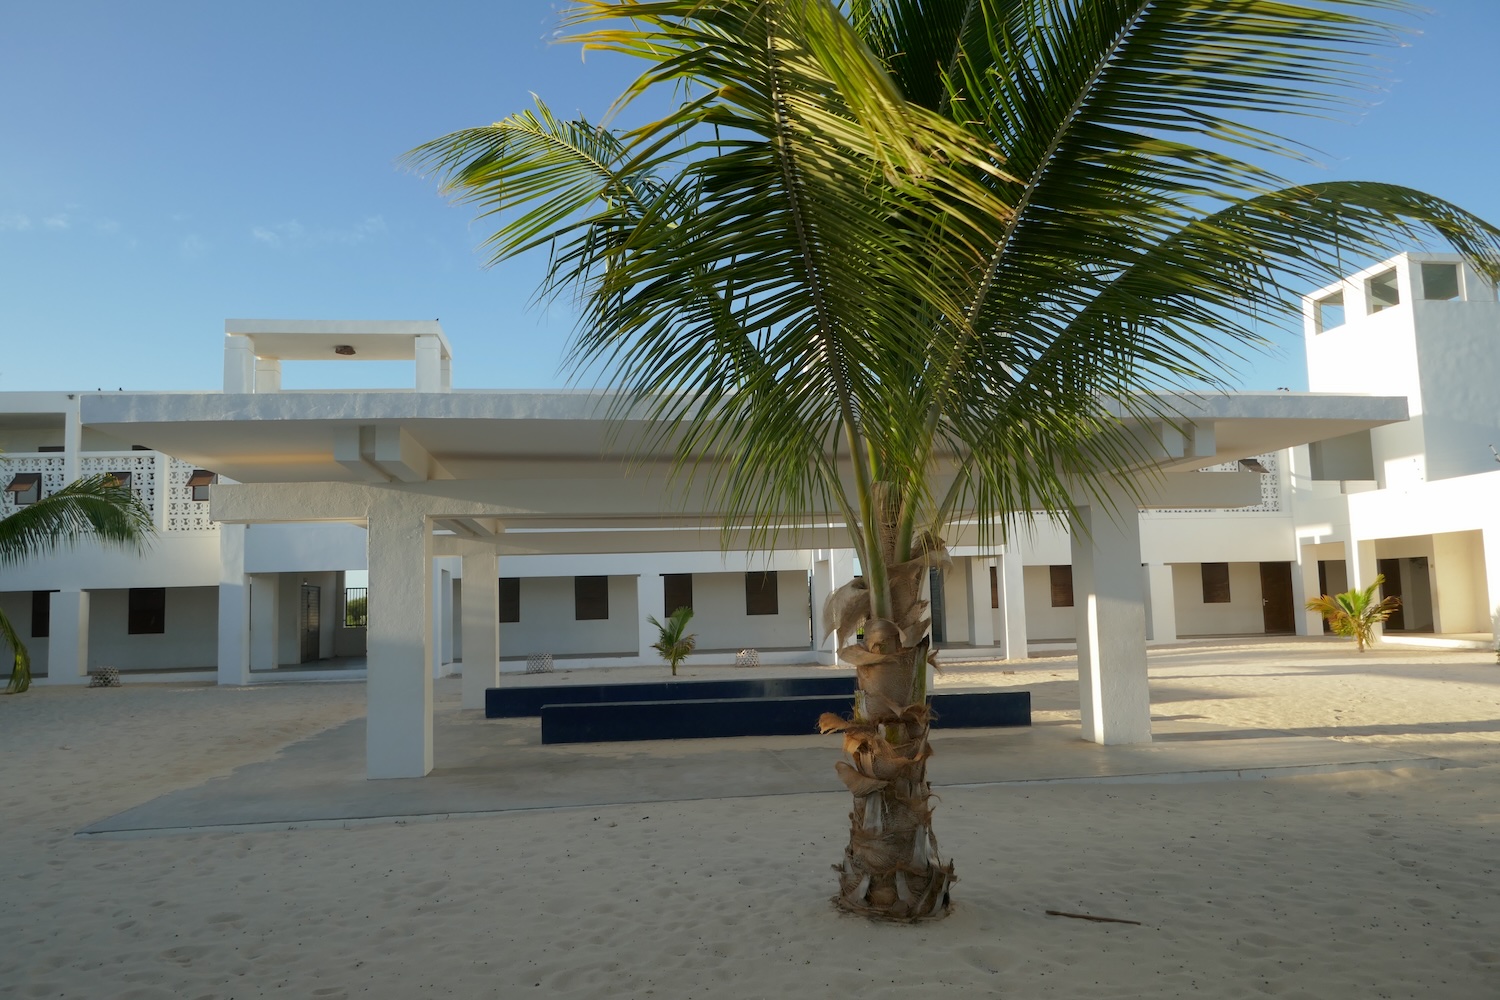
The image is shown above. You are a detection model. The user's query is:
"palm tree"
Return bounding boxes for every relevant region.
[410,0,1500,921]
[648,605,697,676]
[1,474,154,692]
[1306,575,1402,653]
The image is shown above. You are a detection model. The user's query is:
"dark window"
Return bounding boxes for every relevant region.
[5,473,41,506]
[1049,565,1074,608]
[989,566,1000,609]
[1420,262,1460,301]
[31,591,54,638]
[131,445,152,451]
[498,578,520,623]
[745,572,779,616]
[187,469,217,501]
[37,445,65,453]
[663,573,693,614]
[128,588,166,634]
[105,470,132,493]
[574,576,609,621]
[1201,563,1231,604]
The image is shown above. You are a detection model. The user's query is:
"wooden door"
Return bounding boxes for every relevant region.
[1259,562,1296,634]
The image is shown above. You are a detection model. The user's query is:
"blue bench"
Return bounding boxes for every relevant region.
[538,690,1031,744]
[484,675,857,719]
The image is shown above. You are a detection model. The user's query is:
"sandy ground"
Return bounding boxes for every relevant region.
[2,639,1498,999]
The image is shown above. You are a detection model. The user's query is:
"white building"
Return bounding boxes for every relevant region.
[2,253,1493,777]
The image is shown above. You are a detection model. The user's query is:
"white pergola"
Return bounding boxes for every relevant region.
[82,384,1408,779]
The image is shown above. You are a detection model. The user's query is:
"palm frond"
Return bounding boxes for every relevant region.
[0,474,154,567]
[0,605,31,694]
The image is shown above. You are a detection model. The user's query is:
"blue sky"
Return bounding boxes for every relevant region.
[2,1,1497,395]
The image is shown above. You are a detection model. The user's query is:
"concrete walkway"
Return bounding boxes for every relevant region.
[77,690,1442,838]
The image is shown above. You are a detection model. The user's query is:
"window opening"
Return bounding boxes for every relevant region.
[1049,565,1074,608]
[343,587,368,627]
[127,588,166,634]
[187,469,218,501]
[663,573,693,614]
[574,576,609,620]
[745,572,779,615]
[1201,563,1231,604]
[5,473,41,506]
[1314,291,1345,333]
[1366,269,1399,313]
[498,578,520,623]
[1420,262,1460,301]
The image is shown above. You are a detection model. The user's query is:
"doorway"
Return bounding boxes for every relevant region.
[1259,562,1296,634]
[299,583,321,663]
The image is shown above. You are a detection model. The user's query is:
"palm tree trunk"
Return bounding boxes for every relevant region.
[821,491,954,921]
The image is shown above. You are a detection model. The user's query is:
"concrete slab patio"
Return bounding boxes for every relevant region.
[77,670,1443,838]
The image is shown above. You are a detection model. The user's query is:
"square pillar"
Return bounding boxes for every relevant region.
[253,357,281,393]
[1070,494,1152,745]
[1144,563,1176,644]
[366,501,434,779]
[638,574,661,666]
[1349,538,1383,644]
[217,524,251,685]
[432,567,454,678]
[1482,524,1500,644]
[997,547,1027,660]
[223,335,255,393]
[45,590,89,684]
[966,556,996,648]
[249,574,280,673]
[415,335,450,392]
[459,550,499,710]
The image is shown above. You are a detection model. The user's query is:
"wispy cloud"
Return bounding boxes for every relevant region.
[180,234,208,259]
[251,215,386,248]
[0,213,33,231]
[42,213,70,231]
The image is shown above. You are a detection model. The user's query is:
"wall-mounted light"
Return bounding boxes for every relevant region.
[334,345,356,356]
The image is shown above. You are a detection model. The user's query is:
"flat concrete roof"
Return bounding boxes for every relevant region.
[225,319,452,361]
[79,388,1408,485]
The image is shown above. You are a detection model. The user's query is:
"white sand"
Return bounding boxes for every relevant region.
[3,640,1498,999]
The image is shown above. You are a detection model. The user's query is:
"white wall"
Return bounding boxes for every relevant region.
[501,575,640,657]
[664,571,811,651]
[1432,530,1485,633]
[86,587,219,671]
[1172,563,1265,637]
[0,591,47,674]
[1023,565,1075,641]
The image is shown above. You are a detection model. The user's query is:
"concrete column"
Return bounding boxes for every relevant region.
[249,574,280,673]
[1482,524,1500,644]
[998,547,1028,660]
[1350,538,1383,643]
[637,574,660,666]
[366,500,434,779]
[62,404,81,482]
[45,590,89,684]
[459,550,499,710]
[217,524,251,685]
[153,452,170,531]
[415,335,447,393]
[223,335,255,393]
[254,357,282,393]
[1293,545,1320,637]
[811,553,837,662]
[966,557,996,648]
[1070,494,1152,745]
[1144,563,1177,644]
[432,567,454,678]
